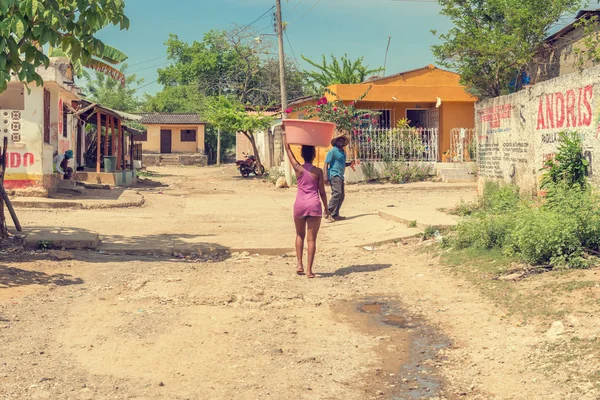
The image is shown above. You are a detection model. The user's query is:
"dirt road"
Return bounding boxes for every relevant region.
[1,166,584,399]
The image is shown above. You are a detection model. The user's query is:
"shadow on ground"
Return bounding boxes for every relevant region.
[317,264,392,278]
[8,226,232,264]
[0,265,84,288]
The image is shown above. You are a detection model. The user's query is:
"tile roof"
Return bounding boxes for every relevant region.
[138,113,205,125]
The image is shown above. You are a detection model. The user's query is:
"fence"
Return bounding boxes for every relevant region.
[449,128,477,163]
[348,128,439,162]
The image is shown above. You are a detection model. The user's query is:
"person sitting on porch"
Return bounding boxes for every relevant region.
[54,150,74,180]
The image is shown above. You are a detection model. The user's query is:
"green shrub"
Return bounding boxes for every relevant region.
[478,181,520,213]
[505,207,581,265]
[454,212,516,249]
[361,162,379,181]
[381,162,433,184]
[541,131,588,190]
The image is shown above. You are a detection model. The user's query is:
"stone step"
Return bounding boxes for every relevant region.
[56,180,85,195]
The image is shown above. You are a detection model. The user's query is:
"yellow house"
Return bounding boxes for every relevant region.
[287,64,477,164]
[137,113,208,166]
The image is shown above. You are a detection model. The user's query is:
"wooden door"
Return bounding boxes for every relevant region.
[160,129,172,153]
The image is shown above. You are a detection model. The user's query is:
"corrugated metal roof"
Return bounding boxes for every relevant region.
[544,9,600,44]
[138,113,205,125]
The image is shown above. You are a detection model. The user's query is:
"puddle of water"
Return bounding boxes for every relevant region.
[336,297,450,400]
[360,302,383,314]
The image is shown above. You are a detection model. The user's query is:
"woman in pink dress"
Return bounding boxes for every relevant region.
[283,132,331,278]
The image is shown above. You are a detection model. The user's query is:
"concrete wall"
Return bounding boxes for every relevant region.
[476,65,600,196]
[140,124,205,154]
[527,24,600,85]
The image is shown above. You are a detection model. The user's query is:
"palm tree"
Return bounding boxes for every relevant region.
[49,44,128,86]
[302,54,384,94]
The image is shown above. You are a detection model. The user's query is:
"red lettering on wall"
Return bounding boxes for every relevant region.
[576,89,582,126]
[9,153,21,168]
[23,153,34,167]
[556,93,565,128]
[537,86,593,131]
[537,99,546,130]
[583,85,593,126]
[546,94,555,129]
[566,89,576,127]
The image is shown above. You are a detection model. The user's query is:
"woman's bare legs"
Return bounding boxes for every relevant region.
[305,217,322,278]
[294,218,307,274]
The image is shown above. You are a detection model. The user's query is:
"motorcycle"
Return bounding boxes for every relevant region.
[235,153,265,178]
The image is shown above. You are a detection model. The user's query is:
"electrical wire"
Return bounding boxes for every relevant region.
[298,0,321,21]
[238,6,276,35]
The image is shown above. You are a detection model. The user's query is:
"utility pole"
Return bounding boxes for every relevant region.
[275,0,292,186]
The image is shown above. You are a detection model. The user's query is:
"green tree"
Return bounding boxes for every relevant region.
[83,65,142,113]
[142,86,202,113]
[156,29,306,106]
[50,44,129,85]
[0,0,129,92]
[301,54,383,94]
[432,0,580,98]
[202,96,274,174]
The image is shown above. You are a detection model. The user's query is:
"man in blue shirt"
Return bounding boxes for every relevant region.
[324,135,355,222]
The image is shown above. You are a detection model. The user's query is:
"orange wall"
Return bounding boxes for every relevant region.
[439,102,475,158]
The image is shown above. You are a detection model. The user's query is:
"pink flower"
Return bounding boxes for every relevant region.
[372,119,378,124]
[284,107,293,113]
[350,101,355,105]
[316,107,321,112]
[364,113,370,118]
[317,96,328,105]
[367,137,372,142]
[333,107,338,112]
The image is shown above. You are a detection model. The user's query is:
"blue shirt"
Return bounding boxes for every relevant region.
[325,147,347,180]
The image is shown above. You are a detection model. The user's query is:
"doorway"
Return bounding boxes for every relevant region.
[406,109,429,128]
[160,129,172,153]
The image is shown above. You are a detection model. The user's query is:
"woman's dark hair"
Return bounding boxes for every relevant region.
[301,145,316,163]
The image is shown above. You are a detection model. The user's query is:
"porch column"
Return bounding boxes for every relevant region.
[103,114,109,163]
[117,119,123,170]
[96,111,101,173]
[129,133,134,170]
[111,117,116,156]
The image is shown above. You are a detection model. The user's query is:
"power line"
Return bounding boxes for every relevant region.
[127,55,167,68]
[290,0,303,12]
[298,0,321,21]
[284,30,299,65]
[238,6,276,35]
[134,80,158,91]
[129,61,170,73]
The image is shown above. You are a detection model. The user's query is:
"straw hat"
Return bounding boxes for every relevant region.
[330,135,349,147]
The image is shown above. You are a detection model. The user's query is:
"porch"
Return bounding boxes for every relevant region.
[73,100,143,187]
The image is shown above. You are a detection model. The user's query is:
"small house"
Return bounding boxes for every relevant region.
[137,113,208,166]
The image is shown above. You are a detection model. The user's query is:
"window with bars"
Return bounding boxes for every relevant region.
[180,129,196,142]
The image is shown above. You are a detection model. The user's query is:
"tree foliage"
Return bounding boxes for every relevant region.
[0,0,129,92]
[155,29,305,107]
[202,96,274,173]
[432,0,581,98]
[50,44,128,85]
[83,64,142,113]
[301,54,383,94]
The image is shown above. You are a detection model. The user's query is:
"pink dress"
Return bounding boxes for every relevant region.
[293,163,322,218]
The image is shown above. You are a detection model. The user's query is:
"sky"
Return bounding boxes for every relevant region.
[92,0,587,98]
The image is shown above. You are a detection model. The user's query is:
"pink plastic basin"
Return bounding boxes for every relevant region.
[282,119,336,147]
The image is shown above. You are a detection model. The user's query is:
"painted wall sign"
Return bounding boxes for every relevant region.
[479,105,512,129]
[5,151,36,170]
[536,86,593,130]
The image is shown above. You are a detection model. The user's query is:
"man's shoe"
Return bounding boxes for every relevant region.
[334,215,346,221]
